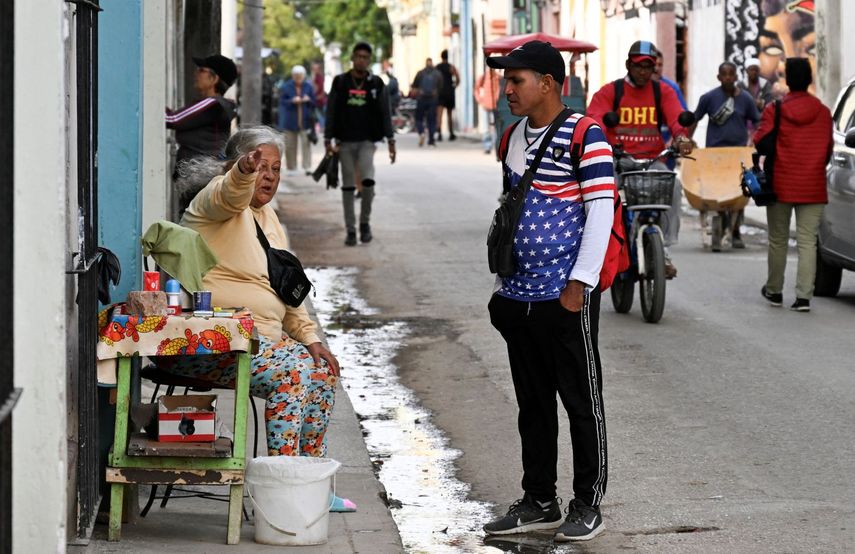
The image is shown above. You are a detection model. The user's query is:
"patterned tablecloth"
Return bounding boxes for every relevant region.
[96,305,254,385]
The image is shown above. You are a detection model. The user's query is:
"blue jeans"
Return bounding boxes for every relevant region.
[415,97,438,141]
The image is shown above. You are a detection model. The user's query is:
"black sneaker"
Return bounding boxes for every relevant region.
[761,286,782,307]
[359,223,373,244]
[790,298,810,312]
[483,496,562,536]
[345,231,357,247]
[554,499,604,542]
[731,235,745,249]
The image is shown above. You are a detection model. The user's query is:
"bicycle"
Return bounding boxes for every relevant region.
[608,144,690,323]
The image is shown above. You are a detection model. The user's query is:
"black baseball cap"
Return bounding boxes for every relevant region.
[193,54,238,87]
[486,40,566,85]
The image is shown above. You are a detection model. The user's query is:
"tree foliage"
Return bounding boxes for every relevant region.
[293,0,393,60]
[259,1,322,75]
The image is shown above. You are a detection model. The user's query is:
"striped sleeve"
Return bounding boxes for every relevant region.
[577,124,615,202]
[165,97,218,125]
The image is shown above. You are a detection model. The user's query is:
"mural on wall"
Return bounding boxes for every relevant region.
[602,0,657,18]
[725,0,815,93]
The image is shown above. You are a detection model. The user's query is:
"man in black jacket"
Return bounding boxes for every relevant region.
[325,42,396,246]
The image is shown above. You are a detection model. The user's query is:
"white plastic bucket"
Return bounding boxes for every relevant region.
[246,456,341,546]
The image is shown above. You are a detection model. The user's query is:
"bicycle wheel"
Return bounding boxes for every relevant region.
[610,271,634,313]
[639,231,666,323]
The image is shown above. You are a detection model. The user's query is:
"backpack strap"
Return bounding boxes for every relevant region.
[499,120,523,194]
[569,115,597,180]
[612,79,624,112]
[652,79,663,128]
[498,120,522,163]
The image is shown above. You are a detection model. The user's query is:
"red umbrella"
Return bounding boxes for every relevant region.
[483,32,597,55]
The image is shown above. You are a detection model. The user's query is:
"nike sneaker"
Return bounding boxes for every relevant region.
[483,495,562,535]
[554,498,604,542]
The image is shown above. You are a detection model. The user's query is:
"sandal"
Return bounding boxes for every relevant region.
[330,494,357,513]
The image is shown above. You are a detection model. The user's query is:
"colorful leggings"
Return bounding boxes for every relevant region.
[154,335,337,456]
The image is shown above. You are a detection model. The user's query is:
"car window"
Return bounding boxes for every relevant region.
[833,83,855,133]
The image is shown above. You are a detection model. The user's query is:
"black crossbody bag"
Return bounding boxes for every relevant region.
[253,219,312,307]
[487,108,571,277]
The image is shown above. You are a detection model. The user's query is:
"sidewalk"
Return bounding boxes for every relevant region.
[71,215,403,552]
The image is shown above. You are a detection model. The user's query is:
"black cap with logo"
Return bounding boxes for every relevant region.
[193,54,239,88]
[485,40,566,85]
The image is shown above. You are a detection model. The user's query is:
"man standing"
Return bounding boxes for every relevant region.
[325,42,396,246]
[278,65,315,176]
[587,40,693,278]
[310,61,327,129]
[755,57,832,312]
[741,58,776,111]
[435,49,460,142]
[693,62,760,249]
[483,40,615,543]
[411,58,442,147]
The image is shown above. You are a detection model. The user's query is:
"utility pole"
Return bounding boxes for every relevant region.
[242,0,263,124]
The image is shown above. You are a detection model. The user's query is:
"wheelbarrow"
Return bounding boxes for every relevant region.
[680,147,753,251]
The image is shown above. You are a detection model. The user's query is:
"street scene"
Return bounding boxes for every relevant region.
[6,0,855,553]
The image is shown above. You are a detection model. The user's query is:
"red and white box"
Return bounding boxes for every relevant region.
[158,395,217,442]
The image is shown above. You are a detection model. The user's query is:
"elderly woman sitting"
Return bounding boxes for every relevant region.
[160,126,340,463]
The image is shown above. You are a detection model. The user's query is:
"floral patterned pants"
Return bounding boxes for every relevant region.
[155,336,337,456]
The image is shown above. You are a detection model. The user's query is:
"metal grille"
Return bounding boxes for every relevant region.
[70,0,102,539]
[620,170,676,208]
[0,0,15,551]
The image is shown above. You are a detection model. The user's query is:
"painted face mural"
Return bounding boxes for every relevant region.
[724,0,814,95]
[760,0,816,93]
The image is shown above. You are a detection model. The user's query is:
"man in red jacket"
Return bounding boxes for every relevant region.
[754,57,833,312]
[587,41,693,278]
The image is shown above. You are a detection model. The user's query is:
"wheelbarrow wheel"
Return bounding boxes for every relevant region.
[610,271,634,313]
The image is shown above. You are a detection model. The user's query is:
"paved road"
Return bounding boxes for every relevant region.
[284,135,855,553]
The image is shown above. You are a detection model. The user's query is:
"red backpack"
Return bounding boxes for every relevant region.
[498,115,630,291]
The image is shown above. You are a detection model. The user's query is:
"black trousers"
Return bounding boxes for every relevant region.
[488,290,608,507]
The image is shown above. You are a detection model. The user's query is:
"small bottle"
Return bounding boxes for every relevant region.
[165,279,181,310]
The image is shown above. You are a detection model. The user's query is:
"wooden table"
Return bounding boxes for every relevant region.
[97,308,256,544]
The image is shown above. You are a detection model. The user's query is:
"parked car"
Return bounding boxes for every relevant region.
[816,76,855,296]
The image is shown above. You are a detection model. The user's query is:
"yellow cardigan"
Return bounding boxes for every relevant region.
[181,164,321,345]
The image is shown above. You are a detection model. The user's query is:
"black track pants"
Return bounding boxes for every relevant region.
[488,290,608,507]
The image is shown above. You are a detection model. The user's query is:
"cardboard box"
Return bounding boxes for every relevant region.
[158,395,217,442]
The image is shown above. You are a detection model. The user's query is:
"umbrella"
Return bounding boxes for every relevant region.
[483,32,597,55]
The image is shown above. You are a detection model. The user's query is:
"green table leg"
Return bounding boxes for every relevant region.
[108,483,124,541]
[227,484,244,544]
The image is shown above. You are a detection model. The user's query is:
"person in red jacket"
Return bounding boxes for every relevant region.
[754,57,832,312]
[587,41,693,278]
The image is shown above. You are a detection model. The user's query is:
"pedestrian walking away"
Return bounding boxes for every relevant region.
[324,41,396,246]
[279,64,316,176]
[435,49,460,142]
[754,57,833,312]
[483,40,615,543]
[411,58,442,147]
[692,61,761,248]
[587,40,693,278]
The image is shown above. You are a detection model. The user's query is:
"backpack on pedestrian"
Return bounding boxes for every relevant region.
[497,114,630,291]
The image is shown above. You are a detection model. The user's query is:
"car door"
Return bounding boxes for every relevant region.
[822,79,855,263]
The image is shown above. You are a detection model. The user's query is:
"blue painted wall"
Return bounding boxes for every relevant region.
[98,0,143,302]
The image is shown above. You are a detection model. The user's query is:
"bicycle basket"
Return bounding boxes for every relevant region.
[619,170,675,209]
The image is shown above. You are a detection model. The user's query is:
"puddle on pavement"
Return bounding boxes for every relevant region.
[307,267,583,554]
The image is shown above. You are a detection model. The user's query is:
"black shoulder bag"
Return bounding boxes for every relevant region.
[253,219,312,307]
[487,108,572,277]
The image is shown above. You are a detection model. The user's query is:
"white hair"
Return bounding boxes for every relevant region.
[224,125,284,161]
[291,65,307,76]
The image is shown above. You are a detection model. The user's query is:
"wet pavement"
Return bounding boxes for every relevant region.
[308,267,500,553]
